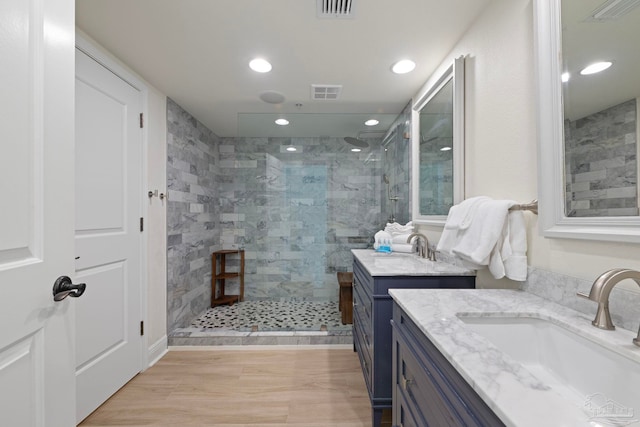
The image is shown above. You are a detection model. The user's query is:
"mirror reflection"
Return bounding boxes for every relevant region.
[561,0,640,217]
[411,57,464,225]
[419,79,454,216]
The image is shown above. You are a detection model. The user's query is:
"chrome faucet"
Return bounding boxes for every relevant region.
[407,232,436,261]
[578,268,640,347]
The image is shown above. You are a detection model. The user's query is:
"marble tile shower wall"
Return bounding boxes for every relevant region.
[382,102,412,225]
[166,98,221,330]
[564,98,638,217]
[217,136,382,301]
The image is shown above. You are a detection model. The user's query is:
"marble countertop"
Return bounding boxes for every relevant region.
[351,249,475,277]
[389,289,640,427]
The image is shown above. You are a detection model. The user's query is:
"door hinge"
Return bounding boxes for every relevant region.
[139,113,144,128]
[140,321,144,336]
[140,217,144,232]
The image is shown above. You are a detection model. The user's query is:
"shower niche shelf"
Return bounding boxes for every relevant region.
[211,249,245,307]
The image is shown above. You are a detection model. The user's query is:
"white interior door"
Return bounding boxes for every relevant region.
[74,48,143,423]
[0,0,76,426]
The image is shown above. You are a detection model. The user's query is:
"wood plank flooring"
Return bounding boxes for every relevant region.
[79,347,377,426]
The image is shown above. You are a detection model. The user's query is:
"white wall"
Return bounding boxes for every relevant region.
[416,0,640,293]
[76,30,168,365]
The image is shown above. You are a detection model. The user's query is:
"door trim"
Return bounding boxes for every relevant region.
[75,31,150,371]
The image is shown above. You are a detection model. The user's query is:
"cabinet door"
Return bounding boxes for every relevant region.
[393,386,422,427]
[393,325,461,426]
[392,304,505,427]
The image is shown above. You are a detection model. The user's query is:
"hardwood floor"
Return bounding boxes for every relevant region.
[79,347,376,426]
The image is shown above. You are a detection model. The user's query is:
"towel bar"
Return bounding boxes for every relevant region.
[508,199,538,215]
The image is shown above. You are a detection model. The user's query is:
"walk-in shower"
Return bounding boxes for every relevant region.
[167,102,385,344]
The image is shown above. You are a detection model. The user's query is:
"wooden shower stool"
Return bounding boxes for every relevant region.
[337,272,353,324]
[211,249,245,307]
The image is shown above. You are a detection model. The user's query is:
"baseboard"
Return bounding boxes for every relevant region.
[169,344,354,351]
[146,335,168,368]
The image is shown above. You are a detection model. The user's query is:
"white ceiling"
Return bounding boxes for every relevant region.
[75,0,491,137]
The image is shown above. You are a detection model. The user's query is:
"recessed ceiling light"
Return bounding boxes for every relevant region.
[365,119,379,126]
[561,72,570,83]
[391,59,416,74]
[351,148,362,153]
[249,58,272,73]
[440,146,452,152]
[275,119,289,126]
[286,146,297,152]
[580,61,612,75]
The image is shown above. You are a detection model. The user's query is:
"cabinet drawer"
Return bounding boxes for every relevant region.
[393,385,421,427]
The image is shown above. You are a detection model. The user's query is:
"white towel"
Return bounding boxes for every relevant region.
[391,243,416,253]
[437,196,490,255]
[384,221,414,235]
[489,210,528,281]
[452,199,515,266]
[437,197,528,281]
[391,233,416,244]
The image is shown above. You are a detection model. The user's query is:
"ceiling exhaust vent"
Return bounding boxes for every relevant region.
[317,0,355,19]
[311,84,342,100]
[585,0,640,22]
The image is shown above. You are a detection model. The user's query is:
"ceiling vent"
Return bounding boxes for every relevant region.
[311,84,342,100]
[585,0,640,21]
[317,0,355,19]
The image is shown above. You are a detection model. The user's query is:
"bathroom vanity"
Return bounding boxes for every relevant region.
[391,300,504,426]
[350,249,476,427]
[389,288,640,426]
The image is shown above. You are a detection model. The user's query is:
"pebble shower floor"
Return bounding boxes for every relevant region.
[190,300,351,332]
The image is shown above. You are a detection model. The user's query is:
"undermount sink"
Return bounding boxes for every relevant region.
[458,315,640,419]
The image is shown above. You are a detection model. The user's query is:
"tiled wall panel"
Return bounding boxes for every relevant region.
[166,99,220,330]
[564,99,638,217]
[218,136,382,301]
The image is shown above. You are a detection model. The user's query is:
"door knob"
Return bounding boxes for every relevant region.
[52,276,86,302]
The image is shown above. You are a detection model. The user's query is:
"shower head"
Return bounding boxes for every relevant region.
[383,174,390,184]
[344,137,369,148]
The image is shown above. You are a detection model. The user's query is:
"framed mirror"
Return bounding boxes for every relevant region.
[535,0,640,242]
[411,56,465,226]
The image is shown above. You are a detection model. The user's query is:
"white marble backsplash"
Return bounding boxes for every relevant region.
[521,266,640,333]
[425,250,640,334]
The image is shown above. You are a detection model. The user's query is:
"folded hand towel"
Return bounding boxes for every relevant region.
[391,233,415,244]
[384,221,414,235]
[391,243,416,254]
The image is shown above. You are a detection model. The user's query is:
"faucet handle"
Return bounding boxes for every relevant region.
[576,292,590,300]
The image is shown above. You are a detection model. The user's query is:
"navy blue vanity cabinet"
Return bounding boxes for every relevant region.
[352,257,476,427]
[391,302,505,427]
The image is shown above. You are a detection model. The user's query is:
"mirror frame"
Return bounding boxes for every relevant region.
[411,56,465,226]
[535,0,640,243]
